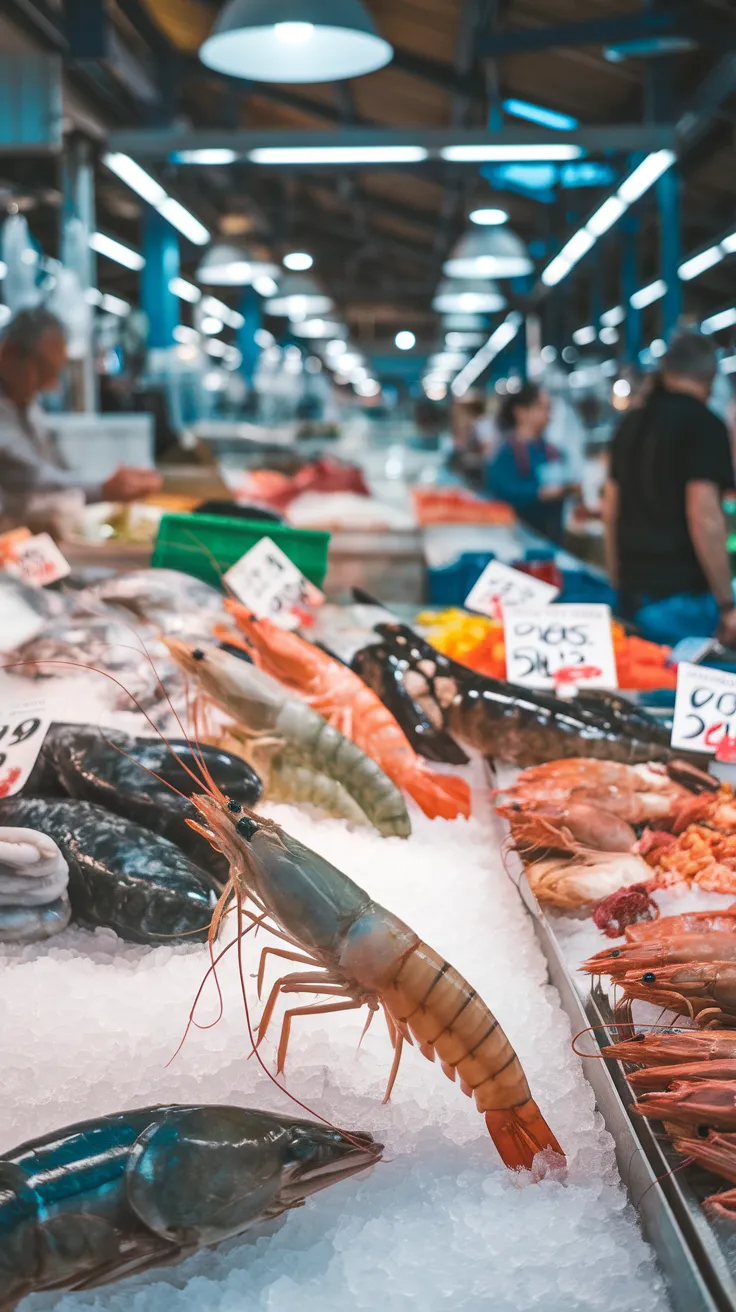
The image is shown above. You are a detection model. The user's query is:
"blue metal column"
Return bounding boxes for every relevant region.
[238,286,262,385]
[141,208,179,349]
[60,134,97,411]
[621,216,641,364]
[658,163,681,338]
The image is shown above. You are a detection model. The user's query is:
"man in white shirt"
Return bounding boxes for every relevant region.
[0,307,160,526]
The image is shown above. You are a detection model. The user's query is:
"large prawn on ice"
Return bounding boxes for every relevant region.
[218,605,472,823]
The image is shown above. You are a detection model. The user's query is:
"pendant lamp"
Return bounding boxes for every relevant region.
[443,228,533,280]
[200,0,393,83]
[267,273,334,319]
[433,279,506,315]
[197,242,280,286]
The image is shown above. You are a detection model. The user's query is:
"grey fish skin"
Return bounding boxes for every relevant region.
[0,1103,381,1307]
[29,723,262,881]
[0,798,220,945]
[0,896,71,944]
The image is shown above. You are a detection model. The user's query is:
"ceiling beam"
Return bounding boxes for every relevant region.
[109,125,675,157]
[477,7,736,56]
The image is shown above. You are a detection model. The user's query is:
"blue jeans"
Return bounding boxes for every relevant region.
[618,591,720,646]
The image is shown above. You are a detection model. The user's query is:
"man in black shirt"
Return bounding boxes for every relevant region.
[603,331,736,646]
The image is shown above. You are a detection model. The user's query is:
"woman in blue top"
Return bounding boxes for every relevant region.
[486,383,572,542]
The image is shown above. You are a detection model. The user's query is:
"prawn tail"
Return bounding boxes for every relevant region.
[403,766,472,821]
[485,1100,565,1171]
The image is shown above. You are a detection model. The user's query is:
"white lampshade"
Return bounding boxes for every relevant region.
[267,272,334,318]
[200,0,393,83]
[433,279,506,315]
[291,317,347,339]
[197,242,279,285]
[443,227,532,279]
[441,313,487,331]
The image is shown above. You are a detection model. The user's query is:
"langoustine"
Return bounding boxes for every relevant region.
[613,962,736,1030]
[220,607,472,822]
[498,759,696,826]
[582,933,736,980]
[188,792,563,1171]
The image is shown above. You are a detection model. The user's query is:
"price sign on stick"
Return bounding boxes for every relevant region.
[503,603,618,690]
[465,560,559,620]
[224,537,324,630]
[0,685,50,797]
[671,662,736,753]
[1,532,70,588]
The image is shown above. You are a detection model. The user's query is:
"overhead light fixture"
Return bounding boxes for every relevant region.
[679,246,723,281]
[85,288,103,305]
[199,0,393,83]
[469,207,508,226]
[292,318,346,338]
[722,354,736,374]
[650,338,667,358]
[103,153,166,208]
[253,274,279,297]
[599,326,619,345]
[174,149,238,165]
[267,272,333,319]
[249,145,427,164]
[572,325,596,346]
[356,377,381,397]
[429,351,468,370]
[441,144,582,162]
[605,35,697,62]
[169,276,201,303]
[174,325,200,344]
[197,241,279,286]
[452,312,523,396]
[445,330,485,348]
[89,231,145,271]
[702,307,736,334]
[501,98,578,132]
[100,293,130,317]
[283,251,313,271]
[721,232,736,254]
[103,153,209,246]
[395,330,416,350]
[601,304,625,327]
[325,338,348,357]
[541,150,676,288]
[444,226,532,279]
[433,278,506,315]
[205,338,230,357]
[201,316,224,334]
[201,294,245,329]
[630,279,667,310]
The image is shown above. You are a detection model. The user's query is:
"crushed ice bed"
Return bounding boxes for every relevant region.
[1,766,670,1311]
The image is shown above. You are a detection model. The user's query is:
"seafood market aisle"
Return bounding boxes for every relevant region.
[0,754,670,1312]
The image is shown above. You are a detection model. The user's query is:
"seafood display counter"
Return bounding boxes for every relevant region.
[0,567,721,1311]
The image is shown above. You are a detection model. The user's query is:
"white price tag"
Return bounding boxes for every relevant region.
[503,603,618,690]
[4,533,70,588]
[0,684,50,797]
[465,560,559,619]
[224,536,324,630]
[671,662,736,754]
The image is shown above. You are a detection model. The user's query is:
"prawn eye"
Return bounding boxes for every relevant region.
[697,1124,710,1139]
[633,1032,645,1043]
[237,816,258,838]
[191,649,206,661]
[611,950,620,958]
[227,800,242,814]
[642,971,656,983]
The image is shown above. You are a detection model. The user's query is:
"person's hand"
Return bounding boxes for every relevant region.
[102,467,163,503]
[717,606,736,649]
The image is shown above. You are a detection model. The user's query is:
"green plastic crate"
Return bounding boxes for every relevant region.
[151,512,330,591]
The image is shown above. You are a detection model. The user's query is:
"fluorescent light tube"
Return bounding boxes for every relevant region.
[89,232,145,271]
[175,149,238,165]
[617,149,675,205]
[601,305,625,327]
[103,153,167,208]
[441,144,582,162]
[630,279,667,309]
[169,277,201,303]
[702,307,736,334]
[586,195,626,237]
[100,293,130,317]
[156,197,210,246]
[541,254,572,286]
[678,246,723,281]
[249,146,428,165]
[572,325,596,346]
[501,99,578,131]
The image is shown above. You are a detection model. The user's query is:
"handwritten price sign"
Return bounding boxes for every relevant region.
[465,560,559,620]
[1,532,70,588]
[0,685,50,797]
[503,602,618,690]
[671,662,736,754]
[225,536,324,630]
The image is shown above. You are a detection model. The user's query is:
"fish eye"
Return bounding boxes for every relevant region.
[191,649,206,661]
[642,971,656,983]
[227,800,242,814]
[697,1124,710,1138]
[237,816,258,838]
